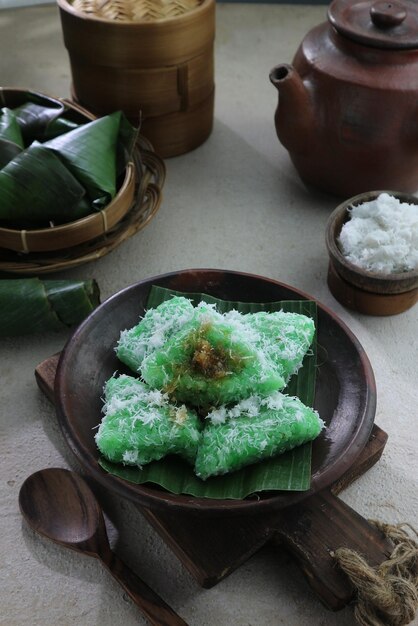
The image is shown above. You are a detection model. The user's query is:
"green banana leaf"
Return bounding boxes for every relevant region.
[44,111,136,209]
[0,108,24,147]
[10,93,79,143]
[0,142,88,223]
[12,100,64,144]
[0,278,100,336]
[99,286,318,499]
[0,98,79,168]
[0,107,137,225]
[0,108,24,168]
[43,117,80,140]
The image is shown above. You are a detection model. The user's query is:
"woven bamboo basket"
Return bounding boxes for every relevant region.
[57,0,215,158]
[0,163,136,254]
[0,90,165,274]
[0,89,137,254]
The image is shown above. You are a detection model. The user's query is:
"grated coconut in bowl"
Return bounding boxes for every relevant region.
[338,193,418,274]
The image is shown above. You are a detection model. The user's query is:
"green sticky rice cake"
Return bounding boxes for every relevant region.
[140,302,286,408]
[95,374,202,467]
[194,391,324,480]
[238,310,315,382]
[105,297,320,481]
[116,296,195,373]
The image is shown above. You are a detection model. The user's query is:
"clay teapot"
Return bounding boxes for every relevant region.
[270,0,418,197]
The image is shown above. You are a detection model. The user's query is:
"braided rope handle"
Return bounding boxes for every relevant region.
[333,522,418,626]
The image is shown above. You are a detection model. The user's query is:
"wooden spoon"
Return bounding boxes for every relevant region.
[19,467,187,626]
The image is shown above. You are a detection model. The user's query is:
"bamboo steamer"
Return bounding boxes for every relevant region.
[57,0,215,157]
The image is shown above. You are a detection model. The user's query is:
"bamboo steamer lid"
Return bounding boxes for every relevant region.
[71,0,203,23]
[60,0,214,67]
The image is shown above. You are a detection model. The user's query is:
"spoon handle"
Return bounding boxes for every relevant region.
[101,550,188,626]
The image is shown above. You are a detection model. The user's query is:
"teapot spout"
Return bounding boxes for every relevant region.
[269,64,315,153]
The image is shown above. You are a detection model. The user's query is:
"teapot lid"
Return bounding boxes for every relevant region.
[328,0,418,49]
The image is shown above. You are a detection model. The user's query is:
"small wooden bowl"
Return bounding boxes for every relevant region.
[0,88,136,253]
[326,190,418,315]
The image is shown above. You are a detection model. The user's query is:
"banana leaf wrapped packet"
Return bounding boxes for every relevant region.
[0,95,137,226]
[0,278,100,336]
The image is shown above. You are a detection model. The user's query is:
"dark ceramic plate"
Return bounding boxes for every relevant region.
[55,269,376,515]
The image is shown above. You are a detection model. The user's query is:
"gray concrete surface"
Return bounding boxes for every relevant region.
[1,4,417,626]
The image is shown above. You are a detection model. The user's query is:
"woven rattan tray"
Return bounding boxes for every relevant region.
[0,135,165,274]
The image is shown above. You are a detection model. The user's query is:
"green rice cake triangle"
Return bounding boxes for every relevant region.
[116,296,195,373]
[195,392,324,480]
[141,303,286,408]
[238,310,315,383]
[95,374,202,467]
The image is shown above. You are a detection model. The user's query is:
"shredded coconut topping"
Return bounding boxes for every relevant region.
[338,193,418,274]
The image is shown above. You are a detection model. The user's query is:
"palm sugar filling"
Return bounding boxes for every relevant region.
[190,329,245,379]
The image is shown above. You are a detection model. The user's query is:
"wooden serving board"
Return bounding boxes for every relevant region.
[36,354,391,612]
